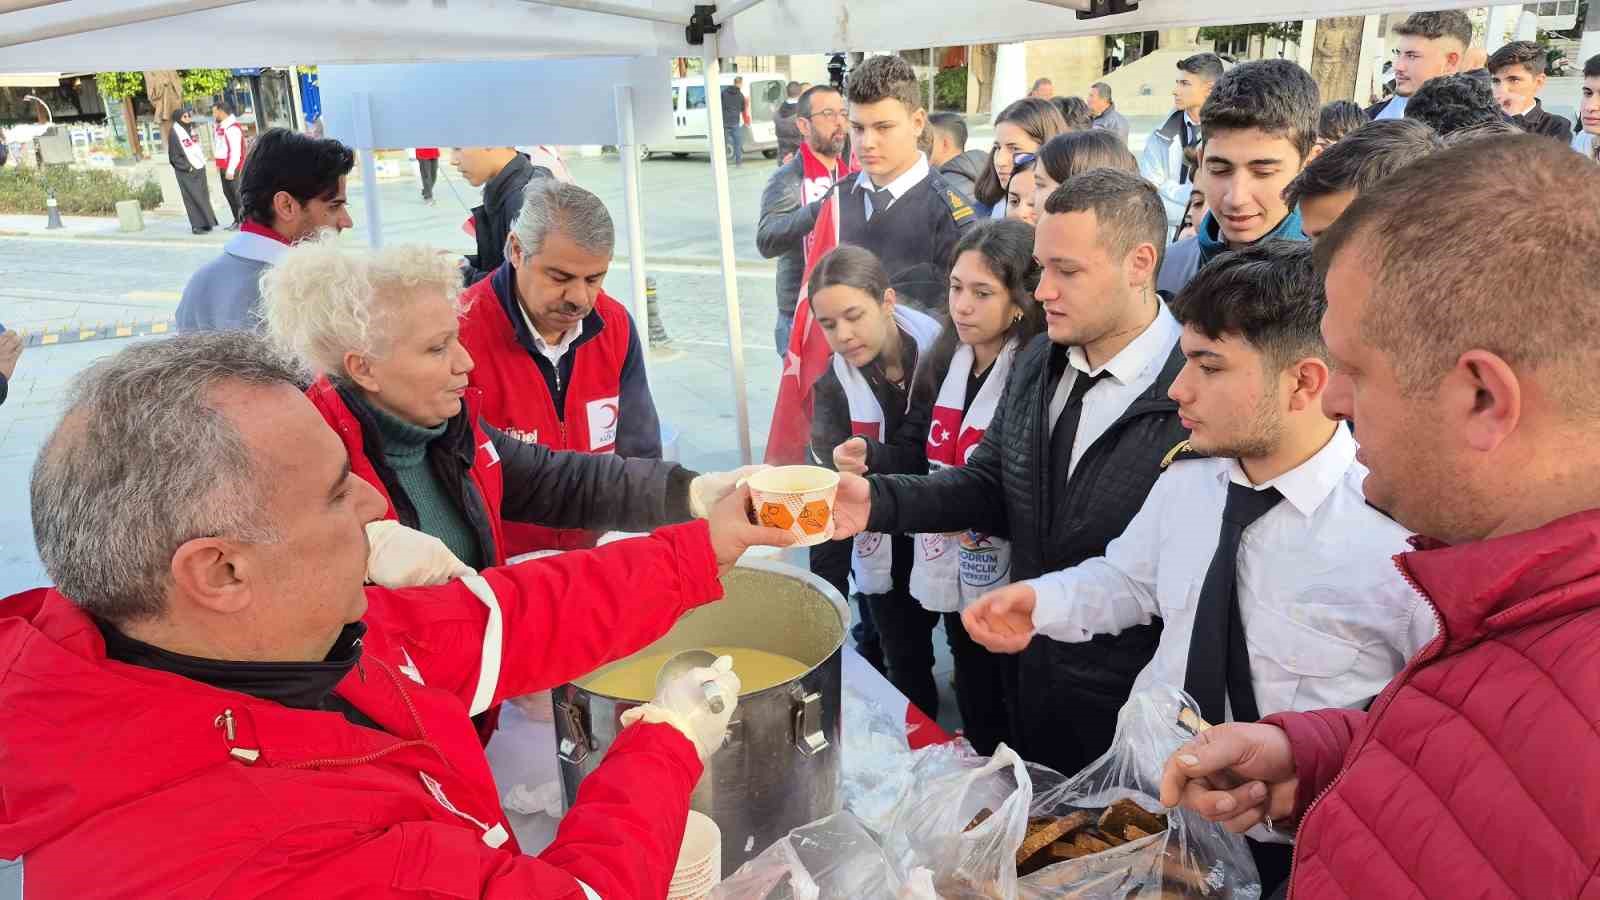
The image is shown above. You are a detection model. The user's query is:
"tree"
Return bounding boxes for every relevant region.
[1199,21,1303,54]
[971,43,998,114]
[181,68,230,102]
[94,71,145,159]
[1310,16,1367,103]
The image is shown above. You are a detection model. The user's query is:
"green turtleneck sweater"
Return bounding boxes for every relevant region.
[360,396,486,569]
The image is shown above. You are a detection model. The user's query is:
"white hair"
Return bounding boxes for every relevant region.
[260,232,464,380]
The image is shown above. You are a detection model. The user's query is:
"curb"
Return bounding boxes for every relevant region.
[16,317,176,348]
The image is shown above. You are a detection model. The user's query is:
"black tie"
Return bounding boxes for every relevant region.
[1047,366,1111,482]
[1183,482,1284,725]
[869,187,895,217]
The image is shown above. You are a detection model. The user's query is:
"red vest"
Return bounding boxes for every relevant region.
[306,378,511,566]
[458,272,633,555]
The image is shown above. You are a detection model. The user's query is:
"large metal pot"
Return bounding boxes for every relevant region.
[553,558,846,876]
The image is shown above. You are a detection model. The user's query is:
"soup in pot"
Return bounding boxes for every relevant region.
[580,645,811,701]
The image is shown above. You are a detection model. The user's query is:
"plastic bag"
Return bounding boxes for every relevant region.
[883,744,1034,899]
[709,812,906,900]
[1015,687,1261,899]
[839,679,978,834]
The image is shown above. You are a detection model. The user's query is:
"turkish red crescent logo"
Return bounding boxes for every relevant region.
[601,402,619,428]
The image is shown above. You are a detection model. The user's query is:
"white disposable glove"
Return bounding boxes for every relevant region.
[619,654,741,760]
[688,464,770,519]
[364,520,476,588]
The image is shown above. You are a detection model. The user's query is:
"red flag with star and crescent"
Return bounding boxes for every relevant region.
[764,145,856,464]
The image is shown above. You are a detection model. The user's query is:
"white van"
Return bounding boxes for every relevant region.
[641,72,788,160]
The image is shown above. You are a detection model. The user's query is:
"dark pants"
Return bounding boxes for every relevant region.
[218,168,242,224]
[1005,654,1124,776]
[943,611,1013,755]
[1250,839,1294,898]
[725,125,744,166]
[866,588,942,720]
[418,158,438,200]
[774,309,794,358]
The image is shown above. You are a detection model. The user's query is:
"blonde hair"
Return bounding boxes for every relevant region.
[260,232,464,379]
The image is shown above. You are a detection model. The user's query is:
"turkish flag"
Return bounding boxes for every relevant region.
[764,184,848,464]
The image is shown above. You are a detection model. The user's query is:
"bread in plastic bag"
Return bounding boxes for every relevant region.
[709,811,925,900]
[1015,686,1261,899]
[883,744,1034,899]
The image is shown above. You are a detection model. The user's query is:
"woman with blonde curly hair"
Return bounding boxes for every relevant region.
[261,237,742,576]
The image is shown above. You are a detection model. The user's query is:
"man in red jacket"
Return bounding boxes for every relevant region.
[459,179,661,556]
[0,331,792,898]
[1160,135,1600,898]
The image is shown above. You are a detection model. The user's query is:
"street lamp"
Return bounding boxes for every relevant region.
[21,94,63,229]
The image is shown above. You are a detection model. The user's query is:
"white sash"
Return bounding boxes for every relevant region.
[834,305,940,595]
[173,123,208,170]
[909,340,1016,611]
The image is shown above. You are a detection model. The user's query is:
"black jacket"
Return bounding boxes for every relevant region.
[1364,96,1397,120]
[775,102,802,163]
[1513,99,1575,141]
[840,168,978,313]
[463,154,551,287]
[167,123,201,173]
[337,383,693,567]
[937,149,988,202]
[756,152,827,316]
[721,86,746,129]
[808,336,924,601]
[865,331,1189,769]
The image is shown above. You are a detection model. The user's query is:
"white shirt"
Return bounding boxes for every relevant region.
[856,153,931,220]
[1028,424,1434,719]
[520,305,583,370]
[1375,94,1409,120]
[1574,131,1597,160]
[1047,303,1181,479]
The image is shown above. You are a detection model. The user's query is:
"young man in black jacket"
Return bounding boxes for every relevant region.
[829,169,1188,774]
[840,54,977,312]
[756,85,849,356]
[452,147,551,286]
[722,77,748,167]
[1489,41,1575,141]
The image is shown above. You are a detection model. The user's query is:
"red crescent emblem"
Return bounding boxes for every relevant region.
[602,402,619,428]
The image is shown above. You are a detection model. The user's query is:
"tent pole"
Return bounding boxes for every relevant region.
[711,0,771,26]
[515,0,688,26]
[613,84,651,378]
[701,35,754,465]
[352,91,383,249]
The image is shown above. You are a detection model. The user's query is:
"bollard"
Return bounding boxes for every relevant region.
[645,276,671,346]
[115,199,144,233]
[45,189,63,230]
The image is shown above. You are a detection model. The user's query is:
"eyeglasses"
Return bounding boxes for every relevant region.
[805,109,845,122]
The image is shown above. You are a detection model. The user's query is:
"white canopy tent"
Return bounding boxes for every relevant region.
[1,0,1480,463]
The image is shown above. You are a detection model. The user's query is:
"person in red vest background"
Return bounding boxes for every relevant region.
[458,179,662,556]
[212,100,248,231]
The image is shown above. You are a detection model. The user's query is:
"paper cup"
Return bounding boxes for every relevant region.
[668,810,721,899]
[746,465,840,547]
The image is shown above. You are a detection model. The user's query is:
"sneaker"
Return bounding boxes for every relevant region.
[226,222,241,231]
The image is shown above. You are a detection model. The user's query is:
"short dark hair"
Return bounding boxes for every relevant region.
[1586,53,1600,79]
[1487,41,1546,78]
[1317,100,1368,144]
[1283,119,1444,209]
[797,84,841,118]
[1090,82,1113,104]
[733,75,743,84]
[1032,77,1054,91]
[1200,59,1321,159]
[1053,96,1094,131]
[213,99,236,115]
[1178,53,1226,83]
[810,244,890,302]
[846,54,922,114]
[1037,130,1138,184]
[1404,73,1505,135]
[927,112,968,150]
[1170,240,1326,369]
[1441,119,1525,145]
[1314,135,1600,413]
[786,80,803,98]
[1392,10,1473,48]
[1042,168,1168,273]
[240,128,356,227]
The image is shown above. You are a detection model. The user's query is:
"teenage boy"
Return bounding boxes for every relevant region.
[826,170,1188,776]
[1141,53,1226,229]
[1158,59,1320,295]
[1284,119,1445,239]
[963,241,1430,895]
[839,54,977,312]
[1578,54,1600,161]
[1488,40,1575,141]
[1367,10,1472,120]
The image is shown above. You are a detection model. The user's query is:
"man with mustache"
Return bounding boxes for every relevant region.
[457,180,663,556]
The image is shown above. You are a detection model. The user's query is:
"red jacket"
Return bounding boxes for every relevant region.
[459,264,661,556]
[0,521,724,899]
[307,377,510,566]
[1265,509,1600,899]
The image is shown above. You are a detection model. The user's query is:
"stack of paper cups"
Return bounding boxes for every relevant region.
[667,810,721,900]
